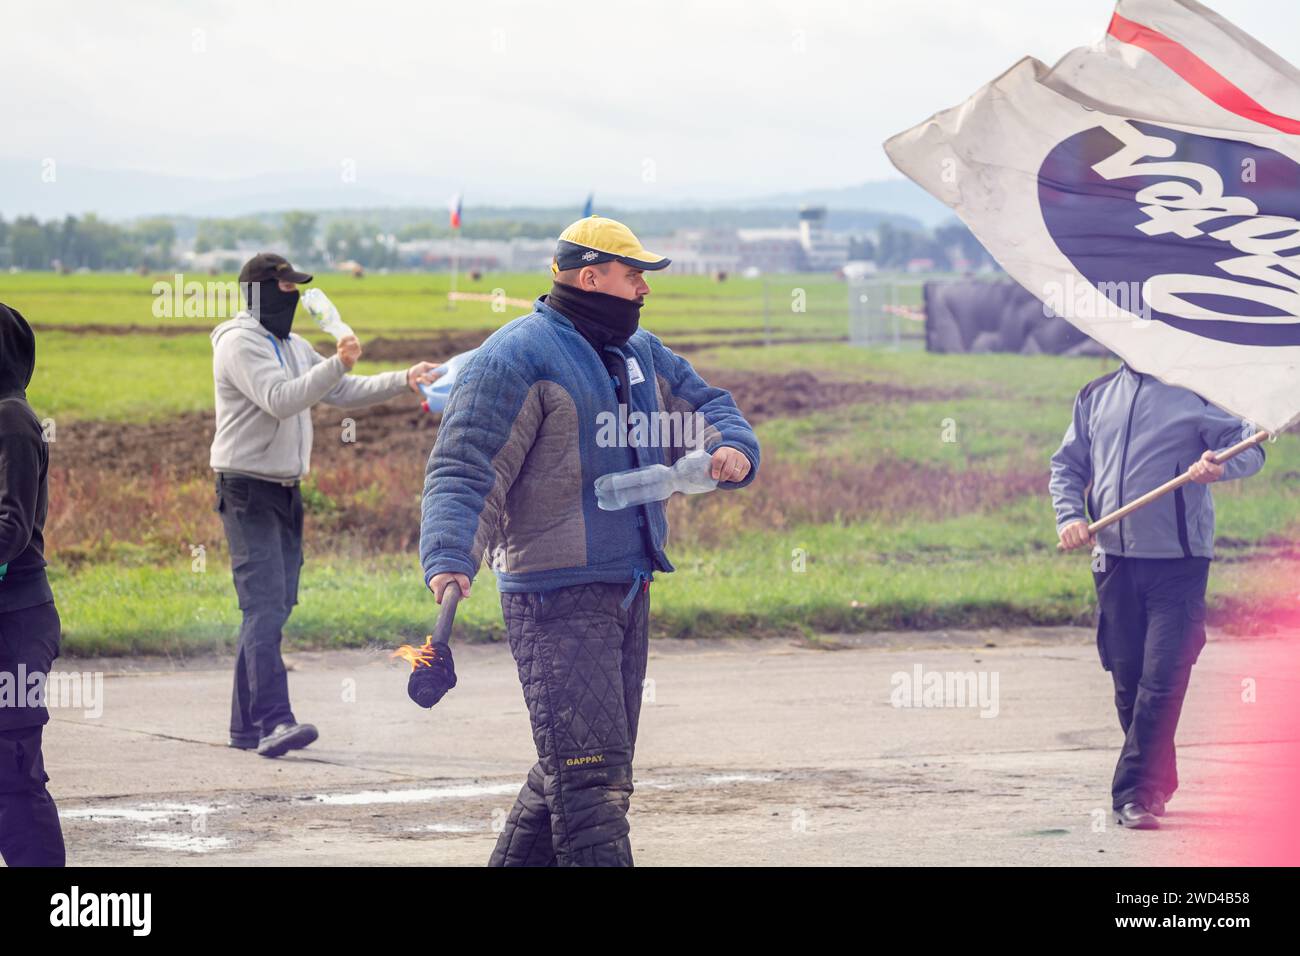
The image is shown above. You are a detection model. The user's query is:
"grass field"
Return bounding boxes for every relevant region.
[7,270,861,334]
[2,270,1295,654]
[16,270,868,422]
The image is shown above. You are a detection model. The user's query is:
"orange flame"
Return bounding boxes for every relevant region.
[392,635,437,671]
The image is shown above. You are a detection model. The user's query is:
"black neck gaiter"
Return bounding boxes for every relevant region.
[544,281,642,351]
[250,280,300,339]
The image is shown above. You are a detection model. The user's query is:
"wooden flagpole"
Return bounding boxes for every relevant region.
[1059,429,1271,550]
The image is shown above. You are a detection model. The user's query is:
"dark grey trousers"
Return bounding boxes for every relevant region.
[0,600,65,866]
[1093,556,1210,811]
[490,581,650,867]
[216,474,303,742]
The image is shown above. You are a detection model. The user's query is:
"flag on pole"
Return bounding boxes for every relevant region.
[885,0,1300,434]
[448,193,462,230]
[582,193,594,218]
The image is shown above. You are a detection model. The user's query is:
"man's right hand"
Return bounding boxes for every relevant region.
[337,334,362,370]
[428,572,471,603]
[1058,519,1095,551]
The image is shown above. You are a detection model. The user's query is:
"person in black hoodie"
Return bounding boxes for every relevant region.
[0,302,65,866]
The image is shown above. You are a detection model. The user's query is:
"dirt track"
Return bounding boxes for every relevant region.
[49,359,946,480]
[34,323,844,353]
[41,627,1300,866]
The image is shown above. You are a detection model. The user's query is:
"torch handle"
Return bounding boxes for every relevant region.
[432,581,461,643]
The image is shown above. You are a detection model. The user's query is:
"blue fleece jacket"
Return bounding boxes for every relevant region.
[419,296,760,595]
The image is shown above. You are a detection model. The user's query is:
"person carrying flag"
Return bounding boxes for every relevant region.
[1050,364,1265,829]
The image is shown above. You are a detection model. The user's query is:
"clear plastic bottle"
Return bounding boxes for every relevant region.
[301,288,354,340]
[595,448,718,511]
[418,349,477,413]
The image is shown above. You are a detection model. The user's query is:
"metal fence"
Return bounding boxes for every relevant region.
[746,274,928,349]
[752,274,852,345]
[679,274,938,351]
[846,277,928,349]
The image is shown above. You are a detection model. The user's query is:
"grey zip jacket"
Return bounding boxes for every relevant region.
[1049,365,1265,559]
[210,312,408,482]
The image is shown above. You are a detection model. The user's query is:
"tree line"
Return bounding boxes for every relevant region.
[0,210,996,273]
[0,214,176,271]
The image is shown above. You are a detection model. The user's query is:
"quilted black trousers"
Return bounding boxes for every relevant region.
[490,581,650,867]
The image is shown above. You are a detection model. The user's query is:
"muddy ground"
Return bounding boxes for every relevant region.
[36,323,844,353]
[40,627,1300,866]
[50,353,947,481]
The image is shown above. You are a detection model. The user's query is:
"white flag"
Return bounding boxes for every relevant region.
[885,0,1300,434]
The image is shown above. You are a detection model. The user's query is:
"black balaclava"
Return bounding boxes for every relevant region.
[544,280,642,351]
[0,302,36,399]
[247,279,300,339]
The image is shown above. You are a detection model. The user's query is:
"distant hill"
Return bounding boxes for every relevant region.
[243,205,927,237]
[733,180,953,227]
[0,159,425,221]
[0,157,945,234]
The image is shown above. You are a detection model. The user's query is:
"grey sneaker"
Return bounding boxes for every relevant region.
[1115,802,1160,829]
[256,722,319,758]
[229,734,259,751]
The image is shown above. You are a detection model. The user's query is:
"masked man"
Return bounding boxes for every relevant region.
[0,303,65,866]
[420,217,760,865]
[1050,364,1264,829]
[212,253,441,757]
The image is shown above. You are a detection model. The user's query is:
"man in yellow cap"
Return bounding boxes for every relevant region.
[420,216,760,866]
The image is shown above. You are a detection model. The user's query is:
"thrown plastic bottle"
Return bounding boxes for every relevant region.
[418,349,478,413]
[301,288,354,340]
[595,448,717,511]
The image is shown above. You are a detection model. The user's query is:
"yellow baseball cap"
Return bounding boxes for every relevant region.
[552,215,671,275]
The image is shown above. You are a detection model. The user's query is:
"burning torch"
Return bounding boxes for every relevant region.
[392,582,460,708]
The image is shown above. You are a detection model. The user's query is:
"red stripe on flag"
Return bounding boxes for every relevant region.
[1108,11,1300,134]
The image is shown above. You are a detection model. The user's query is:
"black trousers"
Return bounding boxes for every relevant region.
[1093,556,1210,810]
[216,474,303,742]
[0,600,66,866]
[490,581,650,867]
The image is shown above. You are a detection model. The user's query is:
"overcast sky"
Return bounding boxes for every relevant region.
[3,0,1299,204]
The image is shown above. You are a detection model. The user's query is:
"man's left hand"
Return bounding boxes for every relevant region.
[1188,449,1224,484]
[407,361,444,392]
[710,446,751,484]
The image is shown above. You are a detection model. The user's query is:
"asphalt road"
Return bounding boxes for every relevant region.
[35,626,1300,866]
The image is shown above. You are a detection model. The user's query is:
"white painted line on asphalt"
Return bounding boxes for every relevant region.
[312,771,783,806]
[136,833,230,853]
[405,823,481,833]
[311,782,521,805]
[62,802,220,823]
